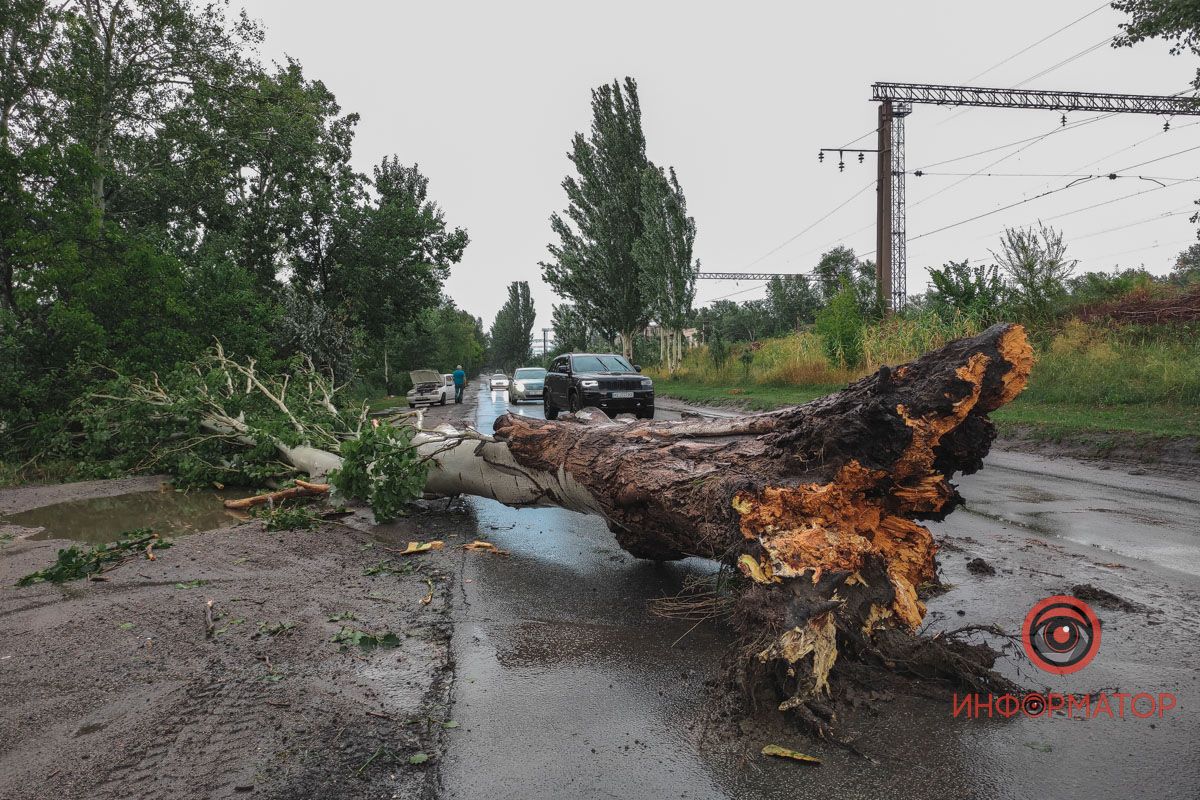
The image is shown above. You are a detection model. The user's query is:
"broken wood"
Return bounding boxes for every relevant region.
[483,322,1034,719]
[104,322,1032,726]
[223,481,330,509]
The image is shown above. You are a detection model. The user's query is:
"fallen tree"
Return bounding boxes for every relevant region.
[89,323,1033,729]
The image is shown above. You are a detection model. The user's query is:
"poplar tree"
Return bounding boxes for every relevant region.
[488,281,536,372]
[542,77,649,359]
[634,165,696,373]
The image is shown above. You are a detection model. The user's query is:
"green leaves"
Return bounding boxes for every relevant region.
[330,424,428,523]
[330,626,400,651]
[815,279,867,369]
[488,282,536,372]
[16,529,169,586]
[541,78,652,355]
[173,579,209,590]
[257,504,319,532]
[255,621,296,638]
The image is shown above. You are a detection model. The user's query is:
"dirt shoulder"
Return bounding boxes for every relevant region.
[993,423,1200,478]
[0,392,478,800]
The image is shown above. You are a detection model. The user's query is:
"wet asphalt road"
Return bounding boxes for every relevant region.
[439,387,1200,800]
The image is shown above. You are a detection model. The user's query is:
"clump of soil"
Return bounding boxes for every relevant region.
[966,557,996,576]
[1071,583,1147,613]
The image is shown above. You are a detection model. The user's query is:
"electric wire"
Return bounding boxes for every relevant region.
[962,2,1111,84]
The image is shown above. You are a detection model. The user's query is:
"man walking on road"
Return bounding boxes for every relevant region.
[453,365,466,404]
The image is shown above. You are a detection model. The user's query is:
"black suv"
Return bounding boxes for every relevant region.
[543,353,654,419]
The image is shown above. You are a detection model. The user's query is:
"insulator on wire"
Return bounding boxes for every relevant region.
[818,151,824,162]
[1060,113,1067,127]
[1164,120,1171,132]
[858,152,865,163]
[838,160,845,172]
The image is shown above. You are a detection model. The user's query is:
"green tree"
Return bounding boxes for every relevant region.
[815,280,866,368]
[549,302,599,356]
[53,0,261,220]
[926,259,1009,323]
[1171,242,1200,285]
[634,165,696,374]
[766,274,819,333]
[0,0,469,466]
[813,246,878,315]
[488,281,536,372]
[542,77,650,359]
[1114,0,1200,88]
[992,224,1076,325]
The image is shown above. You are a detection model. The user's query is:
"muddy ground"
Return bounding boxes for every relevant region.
[3,388,1199,799]
[0,397,476,800]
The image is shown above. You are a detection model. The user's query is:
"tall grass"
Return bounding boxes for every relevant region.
[658,333,854,388]
[657,315,1200,410]
[861,313,980,370]
[1022,320,1200,405]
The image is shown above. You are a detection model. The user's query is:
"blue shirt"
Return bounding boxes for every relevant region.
[453,369,466,386]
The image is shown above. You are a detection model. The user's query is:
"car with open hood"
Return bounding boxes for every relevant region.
[508,367,547,404]
[406,369,450,407]
[543,353,653,419]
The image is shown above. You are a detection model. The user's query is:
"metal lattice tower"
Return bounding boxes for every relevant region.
[831,83,1200,313]
[875,101,912,312]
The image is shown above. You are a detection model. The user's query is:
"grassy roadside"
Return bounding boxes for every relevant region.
[653,379,1200,439]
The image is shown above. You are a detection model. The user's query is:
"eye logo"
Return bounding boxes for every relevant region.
[1022,595,1101,675]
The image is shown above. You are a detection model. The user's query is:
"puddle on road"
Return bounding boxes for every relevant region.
[2,489,246,544]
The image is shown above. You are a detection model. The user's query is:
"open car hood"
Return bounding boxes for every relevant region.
[409,369,441,386]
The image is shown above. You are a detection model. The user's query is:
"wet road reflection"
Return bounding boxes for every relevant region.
[439,388,1200,799]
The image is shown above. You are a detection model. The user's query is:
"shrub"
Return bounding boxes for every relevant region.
[814,282,865,368]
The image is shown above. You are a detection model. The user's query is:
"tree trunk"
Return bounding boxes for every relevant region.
[239,323,1033,719]
[464,323,1031,712]
[619,330,633,360]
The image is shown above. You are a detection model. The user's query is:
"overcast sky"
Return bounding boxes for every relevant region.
[239,0,1197,331]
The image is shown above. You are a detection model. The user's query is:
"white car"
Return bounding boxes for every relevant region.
[508,367,547,404]
[407,369,450,407]
[489,373,510,390]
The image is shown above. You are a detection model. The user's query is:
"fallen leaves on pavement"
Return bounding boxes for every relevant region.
[761,744,821,765]
[462,540,509,556]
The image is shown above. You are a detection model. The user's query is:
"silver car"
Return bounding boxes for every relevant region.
[508,367,547,404]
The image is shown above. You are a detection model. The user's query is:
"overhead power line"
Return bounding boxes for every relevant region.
[963,2,1111,84]
[1013,36,1115,88]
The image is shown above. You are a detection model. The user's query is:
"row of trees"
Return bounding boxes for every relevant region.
[0,0,484,462]
[687,224,1199,371]
[541,78,698,372]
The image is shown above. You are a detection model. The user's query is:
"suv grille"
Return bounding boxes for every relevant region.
[602,379,643,391]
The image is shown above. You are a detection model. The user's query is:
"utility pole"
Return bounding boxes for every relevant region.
[541,327,551,357]
[821,82,1200,314]
[875,102,892,314]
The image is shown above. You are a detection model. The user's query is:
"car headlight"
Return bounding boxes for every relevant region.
[641,379,653,388]
[514,381,525,390]
[580,379,599,388]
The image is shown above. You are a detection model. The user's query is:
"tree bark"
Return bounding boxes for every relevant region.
[213,323,1033,719]
[481,322,1033,710]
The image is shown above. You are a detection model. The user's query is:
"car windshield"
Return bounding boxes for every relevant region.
[514,368,546,379]
[571,355,633,373]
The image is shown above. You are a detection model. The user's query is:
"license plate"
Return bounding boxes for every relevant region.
[611,391,634,399]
